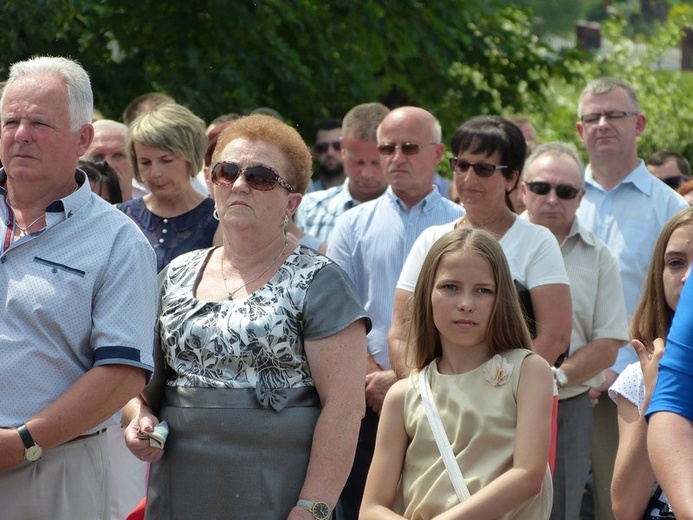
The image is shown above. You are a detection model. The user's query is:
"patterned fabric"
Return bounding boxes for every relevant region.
[157,245,359,394]
[117,197,218,272]
[294,181,358,242]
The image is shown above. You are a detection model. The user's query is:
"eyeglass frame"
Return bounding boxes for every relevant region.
[449,157,509,178]
[377,142,437,156]
[211,161,295,193]
[579,110,638,126]
[524,181,581,200]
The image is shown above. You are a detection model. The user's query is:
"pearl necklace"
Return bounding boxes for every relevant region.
[221,238,289,300]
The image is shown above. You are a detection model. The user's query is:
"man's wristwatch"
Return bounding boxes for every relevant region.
[17,424,43,462]
[552,367,568,389]
[296,499,331,520]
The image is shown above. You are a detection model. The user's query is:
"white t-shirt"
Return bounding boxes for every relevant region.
[397,215,569,292]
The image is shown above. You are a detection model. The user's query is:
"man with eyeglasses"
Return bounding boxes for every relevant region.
[295,103,390,243]
[309,117,344,191]
[327,106,464,520]
[575,77,687,520]
[522,142,629,520]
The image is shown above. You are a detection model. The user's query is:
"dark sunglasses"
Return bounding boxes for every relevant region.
[525,181,580,200]
[377,142,435,156]
[314,141,341,153]
[449,158,508,178]
[211,162,295,192]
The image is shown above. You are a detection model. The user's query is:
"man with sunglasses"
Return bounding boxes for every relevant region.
[522,142,629,520]
[295,103,390,243]
[574,77,687,520]
[309,117,344,192]
[327,106,464,520]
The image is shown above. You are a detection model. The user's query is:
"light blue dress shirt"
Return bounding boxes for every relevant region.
[327,186,464,369]
[576,160,688,373]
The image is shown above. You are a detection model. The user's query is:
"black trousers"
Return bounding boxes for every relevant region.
[335,407,380,520]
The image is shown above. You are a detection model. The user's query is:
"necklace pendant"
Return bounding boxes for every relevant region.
[227,294,233,301]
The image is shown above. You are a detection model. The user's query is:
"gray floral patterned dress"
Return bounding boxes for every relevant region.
[143,244,369,520]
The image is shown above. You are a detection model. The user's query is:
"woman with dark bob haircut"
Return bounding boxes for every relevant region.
[391,116,571,375]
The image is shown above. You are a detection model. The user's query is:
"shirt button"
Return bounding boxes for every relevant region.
[159,238,165,244]
[163,219,169,224]
[1,256,6,263]
[162,229,168,234]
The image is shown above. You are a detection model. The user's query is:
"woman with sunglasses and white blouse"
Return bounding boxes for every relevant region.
[389,116,572,375]
[122,114,370,520]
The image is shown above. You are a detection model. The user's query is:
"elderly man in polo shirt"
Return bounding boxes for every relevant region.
[327,106,464,519]
[0,56,157,520]
[522,142,629,520]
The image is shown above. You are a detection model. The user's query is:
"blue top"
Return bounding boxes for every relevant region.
[327,186,464,369]
[0,169,158,428]
[294,181,358,243]
[117,197,218,272]
[647,274,693,421]
[576,160,688,372]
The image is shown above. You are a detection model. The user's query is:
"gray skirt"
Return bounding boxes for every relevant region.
[145,386,321,520]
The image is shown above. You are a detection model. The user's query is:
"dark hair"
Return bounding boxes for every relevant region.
[205,120,234,167]
[646,150,691,177]
[312,117,342,144]
[450,116,527,210]
[78,159,123,203]
[122,92,175,126]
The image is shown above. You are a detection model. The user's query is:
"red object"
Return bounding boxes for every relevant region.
[125,496,146,520]
[549,382,558,475]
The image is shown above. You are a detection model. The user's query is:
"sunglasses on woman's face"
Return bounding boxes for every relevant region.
[525,181,580,200]
[211,162,295,193]
[449,158,508,178]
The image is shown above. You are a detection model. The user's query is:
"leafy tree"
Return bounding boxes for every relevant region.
[0,0,564,143]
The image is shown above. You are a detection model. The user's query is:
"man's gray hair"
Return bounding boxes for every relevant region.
[2,56,93,131]
[578,77,639,117]
[522,141,585,187]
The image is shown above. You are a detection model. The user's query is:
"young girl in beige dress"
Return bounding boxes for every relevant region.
[361,227,553,520]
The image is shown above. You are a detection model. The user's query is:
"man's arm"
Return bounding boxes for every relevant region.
[560,338,622,386]
[0,365,146,472]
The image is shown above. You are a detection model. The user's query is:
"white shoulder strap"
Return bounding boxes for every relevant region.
[418,363,471,502]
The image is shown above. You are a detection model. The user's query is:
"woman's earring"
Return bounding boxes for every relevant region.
[213,208,220,221]
[283,215,289,227]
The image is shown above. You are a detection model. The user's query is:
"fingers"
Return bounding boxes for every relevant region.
[652,338,666,362]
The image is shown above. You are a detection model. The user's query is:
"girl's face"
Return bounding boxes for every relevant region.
[431,249,496,354]
[663,223,693,311]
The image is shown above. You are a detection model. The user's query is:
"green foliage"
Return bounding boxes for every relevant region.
[522,15,693,164]
[0,0,563,143]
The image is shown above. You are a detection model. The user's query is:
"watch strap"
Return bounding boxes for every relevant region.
[17,424,36,450]
[296,499,331,519]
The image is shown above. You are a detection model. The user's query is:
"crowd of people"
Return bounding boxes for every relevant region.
[1,55,692,520]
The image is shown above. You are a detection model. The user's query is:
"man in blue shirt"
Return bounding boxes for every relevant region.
[328,106,464,520]
[575,77,687,520]
[0,56,157,519]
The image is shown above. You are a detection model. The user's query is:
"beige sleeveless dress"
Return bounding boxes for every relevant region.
[401,349,553,520]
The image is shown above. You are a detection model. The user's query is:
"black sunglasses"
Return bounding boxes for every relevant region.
[211,162,295,192]
[449,158,509,178]
[377,142,436,156]
[525,181,580,200]
[314,141,341,153]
